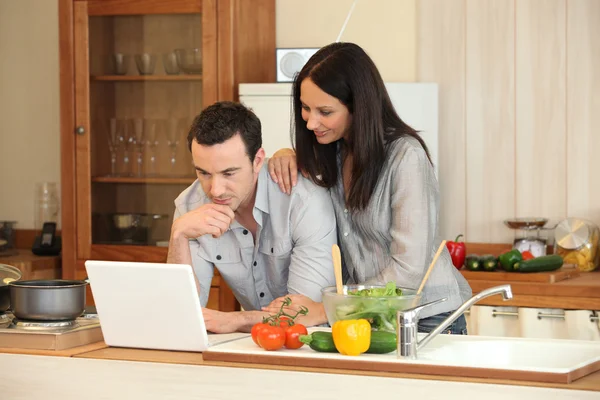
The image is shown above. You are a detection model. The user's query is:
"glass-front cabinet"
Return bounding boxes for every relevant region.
[61,0,276,311]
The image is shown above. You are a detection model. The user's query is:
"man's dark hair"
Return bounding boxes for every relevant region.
[187,101,262,161]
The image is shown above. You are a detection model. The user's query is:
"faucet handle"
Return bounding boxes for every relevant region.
[397,297,448,325]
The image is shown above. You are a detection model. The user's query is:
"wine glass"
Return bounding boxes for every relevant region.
[118,119,134,176]
[108,118,120,176]
[132,118,146,177]
[146,119,159,176]
[165,118,185,176]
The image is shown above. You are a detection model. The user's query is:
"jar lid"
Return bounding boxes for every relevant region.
[0,263,22,285]
[554,218,591,249]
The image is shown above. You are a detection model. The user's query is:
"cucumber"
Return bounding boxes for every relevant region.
[299,332,338,353]
[366,331,397,354]
[298,330,397,354]
[513,255,564,272]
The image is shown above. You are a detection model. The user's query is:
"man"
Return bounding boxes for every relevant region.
[167,101,337,333]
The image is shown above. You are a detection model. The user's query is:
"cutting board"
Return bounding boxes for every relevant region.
[203,328,600,384]
[460,268,579,283]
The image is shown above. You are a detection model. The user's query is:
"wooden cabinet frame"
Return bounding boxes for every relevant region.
[59,0,275,312]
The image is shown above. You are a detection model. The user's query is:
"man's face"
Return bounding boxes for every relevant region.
[191,133,264,212]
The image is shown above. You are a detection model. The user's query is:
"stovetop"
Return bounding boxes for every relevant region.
[0,312,100,334]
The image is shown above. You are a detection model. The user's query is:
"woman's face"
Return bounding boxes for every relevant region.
[300,78,352,145]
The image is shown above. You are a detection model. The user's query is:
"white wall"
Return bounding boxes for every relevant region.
[276,0,417,82]
[0,0,61,229]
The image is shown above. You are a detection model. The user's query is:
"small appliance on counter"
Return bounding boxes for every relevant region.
[32,222,62,256]
[504,218,554,257]
[554,218,600,272]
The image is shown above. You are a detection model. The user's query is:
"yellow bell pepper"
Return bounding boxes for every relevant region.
[332,319,371,356]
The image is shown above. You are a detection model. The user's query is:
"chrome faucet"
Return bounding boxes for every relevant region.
[396,284,513,359]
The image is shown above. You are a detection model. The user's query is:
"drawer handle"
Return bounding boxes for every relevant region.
[591,315,599,322]
[492,310,518,318]
[537,312,565,320]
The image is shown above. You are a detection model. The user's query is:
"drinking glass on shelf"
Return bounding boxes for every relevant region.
[111,53,130,75]
[162,52,180,75]
[146,119,159,176]
[132,118,146,177]
[134,53,156,75]
[108,118,120,176]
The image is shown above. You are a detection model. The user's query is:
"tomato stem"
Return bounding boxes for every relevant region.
[261,297,309,326]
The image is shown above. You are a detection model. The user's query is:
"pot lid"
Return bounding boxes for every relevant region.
[554,218,591,250]
[0,264,22,285]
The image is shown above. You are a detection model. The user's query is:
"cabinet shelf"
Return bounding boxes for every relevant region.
[91,75,202,82]
[92,176,195,184]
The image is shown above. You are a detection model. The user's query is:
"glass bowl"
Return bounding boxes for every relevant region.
[321,284,422,332]
[174,48,202,74]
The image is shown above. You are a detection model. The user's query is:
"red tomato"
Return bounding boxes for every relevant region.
[521,251,535,261]
[251,323,269,346]
[278,316,292,331]
[257,325,286,351]
[284,324,308,349]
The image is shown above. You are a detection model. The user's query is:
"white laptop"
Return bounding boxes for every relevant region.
[85,260,226,352]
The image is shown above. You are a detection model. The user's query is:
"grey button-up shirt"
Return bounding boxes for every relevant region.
[173,163,337,311]
[332,137,472,319]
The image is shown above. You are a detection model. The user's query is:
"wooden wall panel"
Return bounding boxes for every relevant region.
[418,0,600,242]
[515,0,567,224]
[566,0,600,226]
[417,0,466,241]
[465,0,515,242]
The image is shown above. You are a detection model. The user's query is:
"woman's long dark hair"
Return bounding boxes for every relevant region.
[292,42,431,211]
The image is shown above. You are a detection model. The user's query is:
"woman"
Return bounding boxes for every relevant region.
[265,42,472,333]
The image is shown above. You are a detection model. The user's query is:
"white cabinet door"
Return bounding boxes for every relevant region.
[464,306,477,335]
[472,305,520,337]
[565,310,600,341]
[519,307,569,340]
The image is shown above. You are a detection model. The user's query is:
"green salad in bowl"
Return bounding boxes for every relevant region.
[321,281,421,332]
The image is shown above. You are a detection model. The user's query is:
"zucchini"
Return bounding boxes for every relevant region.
[513,255,564,273]
[366,331,397,354]
[481,254,498,271]
[299,332,338,353]
[465,254,482,271]
[299,330,397,354]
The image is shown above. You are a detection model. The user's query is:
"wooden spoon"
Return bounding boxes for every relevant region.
[417,240,447,295]
[332,244,343,294]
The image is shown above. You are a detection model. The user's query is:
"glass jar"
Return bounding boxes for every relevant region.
[554,218,600,272]
[34,182,60,231]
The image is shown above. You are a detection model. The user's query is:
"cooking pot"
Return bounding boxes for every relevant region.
[9,279,88,321]
[0,264,22,313]
[110,213,167,243]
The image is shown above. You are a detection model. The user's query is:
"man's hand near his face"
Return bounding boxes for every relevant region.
[167,203,235,268]
[171,203,235,240]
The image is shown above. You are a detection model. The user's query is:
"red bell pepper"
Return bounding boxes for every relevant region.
[446,234,466,269]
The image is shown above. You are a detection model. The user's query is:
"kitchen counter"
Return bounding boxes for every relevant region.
[0,249,61,280]
[1,349,599,399]
[462,270,600,309]
[70,344,600,392]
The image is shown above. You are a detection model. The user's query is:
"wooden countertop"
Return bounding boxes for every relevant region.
[0,341,106,357]
[71,343,600,392]
[0,249,61,280]
[462,271,600,309]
